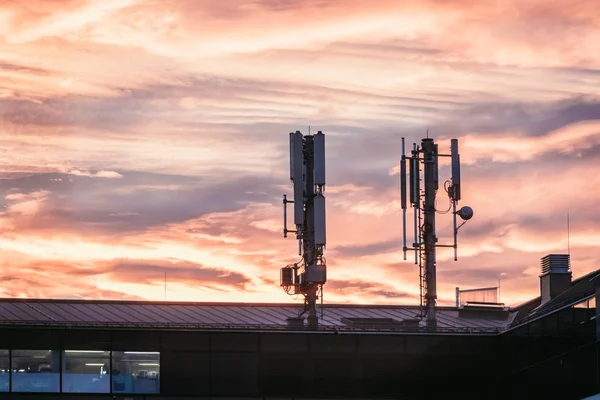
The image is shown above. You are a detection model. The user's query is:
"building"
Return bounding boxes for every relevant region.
[500,254,599,399]
[0,254,597,400]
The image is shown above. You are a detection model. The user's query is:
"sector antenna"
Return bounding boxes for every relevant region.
[400,137,474,329]
[281,130,327,328]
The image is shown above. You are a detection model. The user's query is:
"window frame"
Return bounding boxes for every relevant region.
[1,349,160,395]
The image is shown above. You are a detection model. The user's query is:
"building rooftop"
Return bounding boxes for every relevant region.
[0,298,509,334]
[0,262,595,335]
[509,269,599,328]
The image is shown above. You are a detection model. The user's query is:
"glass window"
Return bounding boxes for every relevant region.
[112,351,160,394]
[0,350,8,392]
[62,350,110,393]
[11,350,60,392]
[574,299,588,308]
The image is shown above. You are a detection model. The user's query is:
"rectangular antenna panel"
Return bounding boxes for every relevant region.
[414,156,421,205]
[451,139,461,201]
[409,153,420,205]
[314,194,326,246]
[291,131,303,182]
[313,131,326,185]
[292,131,304,225]
[400,157,407,210]
[409,154,415,205]
[293,183,304,225]
[289,133,293,180]
[433,144,439,191]
[455,154,461,201]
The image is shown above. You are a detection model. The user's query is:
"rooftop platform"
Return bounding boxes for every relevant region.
[0,298,511,334]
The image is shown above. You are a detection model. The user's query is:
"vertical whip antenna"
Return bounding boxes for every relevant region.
[567,212,571,257]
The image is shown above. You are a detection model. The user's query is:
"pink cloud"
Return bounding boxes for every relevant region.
[0,0,598,309]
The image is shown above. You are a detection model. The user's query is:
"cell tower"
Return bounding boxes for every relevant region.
[401,137,474,329]
[281,130,327,328]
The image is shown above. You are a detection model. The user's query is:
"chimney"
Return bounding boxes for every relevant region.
[540,254,571,304]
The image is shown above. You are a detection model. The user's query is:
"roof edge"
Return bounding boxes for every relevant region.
[0,297,465,310]
[511,268,600,311]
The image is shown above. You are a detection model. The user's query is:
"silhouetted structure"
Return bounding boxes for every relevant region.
[0,254,597,399]
[281,131,327,329]
[401,137,474,329]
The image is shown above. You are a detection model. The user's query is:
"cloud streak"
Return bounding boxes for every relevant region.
[0,0,599,307]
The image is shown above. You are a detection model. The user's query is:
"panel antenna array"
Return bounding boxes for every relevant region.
[281,131,327,328]
[401,137,474,329]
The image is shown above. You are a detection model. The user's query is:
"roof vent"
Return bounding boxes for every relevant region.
[400,318,421,329]
[462,302,506,310]
[340,317,420,330]
[541,254,570,274]
[341,317,403,329]
[459,302,508,319]
[286,317,305,329]
[540,254,572,304]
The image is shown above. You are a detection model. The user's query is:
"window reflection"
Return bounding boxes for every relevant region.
[0,350,8,392]
[62,350,110,393]
[574,297,595,309]
[1,349,161,394]
[112,351,160,394]
[11,350,60,392]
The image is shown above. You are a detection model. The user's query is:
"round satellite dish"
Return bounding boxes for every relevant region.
[458,206,474,221]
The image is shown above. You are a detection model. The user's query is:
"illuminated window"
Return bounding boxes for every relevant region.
[11,350,59,392]
[62,350,110,393]
[574,297,594,309]
[0,350,8,392]
[111,351,160,394]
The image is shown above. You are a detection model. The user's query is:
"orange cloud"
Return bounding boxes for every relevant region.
[459,120,600,164]
[0,0,599,309]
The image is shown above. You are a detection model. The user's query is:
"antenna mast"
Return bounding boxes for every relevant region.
[282,130,327,329]
[567,212,571,256]
[401,136,473,329]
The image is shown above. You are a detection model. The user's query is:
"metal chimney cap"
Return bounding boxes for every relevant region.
[541,254,570,275]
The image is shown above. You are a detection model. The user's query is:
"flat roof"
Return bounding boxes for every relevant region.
[0,298,508,334]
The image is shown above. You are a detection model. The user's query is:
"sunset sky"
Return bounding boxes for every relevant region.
[1,0,599,307]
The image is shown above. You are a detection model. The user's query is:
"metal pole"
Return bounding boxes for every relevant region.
[402,164,407,261]
[413,143,419,265]
[453,199,458,261]
[304,136,318,329]
[283,194,288,238]
[567,212,571,257]
[401,137,407,261]
[456,287,459,308]
[422,138,437,329]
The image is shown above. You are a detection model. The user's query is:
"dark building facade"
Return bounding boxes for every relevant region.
[0,326,500,400]
[0,299,506,400]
